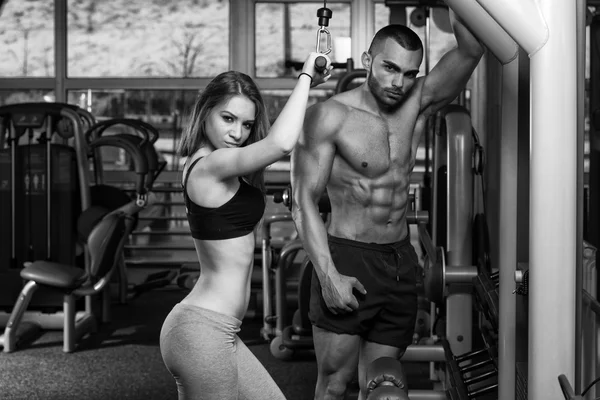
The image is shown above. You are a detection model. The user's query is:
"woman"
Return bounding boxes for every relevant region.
[160,52,332,400]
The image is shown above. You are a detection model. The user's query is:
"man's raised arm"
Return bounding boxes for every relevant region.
[420,9,485,116]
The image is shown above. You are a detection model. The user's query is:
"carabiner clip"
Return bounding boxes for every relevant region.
[316,27,332,55]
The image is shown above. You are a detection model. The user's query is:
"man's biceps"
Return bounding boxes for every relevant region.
[294,183,324,205]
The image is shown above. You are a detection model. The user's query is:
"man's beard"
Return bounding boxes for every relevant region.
[367,73,405,111]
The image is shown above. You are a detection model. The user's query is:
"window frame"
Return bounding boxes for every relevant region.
[0,0,386,100]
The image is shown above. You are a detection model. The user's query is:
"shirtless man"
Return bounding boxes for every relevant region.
[290,13,484,400]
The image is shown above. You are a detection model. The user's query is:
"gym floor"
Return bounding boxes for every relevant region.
[0,282,433,400]
[0,195,433,400]
[0,285,316,400]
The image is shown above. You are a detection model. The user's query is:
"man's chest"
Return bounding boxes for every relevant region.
[334,109,419,177]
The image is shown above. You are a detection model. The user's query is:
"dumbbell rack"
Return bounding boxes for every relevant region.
[444,341,499,400]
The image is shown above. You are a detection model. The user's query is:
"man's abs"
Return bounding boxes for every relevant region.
[325,167,412,244]
[323,97,421,243]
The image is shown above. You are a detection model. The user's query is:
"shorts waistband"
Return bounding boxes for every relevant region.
[174,303,242,328]
[327,233,411,253]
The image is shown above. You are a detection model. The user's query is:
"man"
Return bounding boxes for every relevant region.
[290,11,484,400]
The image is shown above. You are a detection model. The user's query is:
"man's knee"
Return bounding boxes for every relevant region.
[318,374,353,400]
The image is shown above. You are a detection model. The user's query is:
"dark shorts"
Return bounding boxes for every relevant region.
[308,234,419,350]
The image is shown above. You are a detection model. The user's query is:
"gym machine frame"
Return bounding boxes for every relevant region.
[0,103,96,352]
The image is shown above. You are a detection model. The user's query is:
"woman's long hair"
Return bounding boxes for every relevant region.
[178,71,269,193]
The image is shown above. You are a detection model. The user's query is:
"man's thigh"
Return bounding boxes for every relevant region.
[312,325,361,379]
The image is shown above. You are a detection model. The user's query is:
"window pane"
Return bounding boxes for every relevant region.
[0,0,55,77]
[262,88,333,124]
[65,87,333,174]
[255,2,351,78]
[68,89,200,169]
[0,90,51,106]
[67,0,229,77]
[374,3,390,34]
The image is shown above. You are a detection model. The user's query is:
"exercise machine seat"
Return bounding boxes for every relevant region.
[20,262,86,290]
[21,211,126,292]
[1,212,128,353]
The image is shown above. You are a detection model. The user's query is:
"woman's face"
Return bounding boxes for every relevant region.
[205,95,256,150]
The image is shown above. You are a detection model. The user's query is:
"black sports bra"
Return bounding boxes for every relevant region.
[182,157,265,240]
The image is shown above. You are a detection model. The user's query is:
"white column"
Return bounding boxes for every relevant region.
[352,0,372,64]
[473,0,577,397]
[528,1,577,397]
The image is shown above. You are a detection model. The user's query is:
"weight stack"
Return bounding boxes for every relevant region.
[0,144,80,305]
[16,144,80,266]
[0,149,13,272]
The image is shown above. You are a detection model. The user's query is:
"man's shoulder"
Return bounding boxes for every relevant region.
[305,97,350,138]
[309,96,350,118]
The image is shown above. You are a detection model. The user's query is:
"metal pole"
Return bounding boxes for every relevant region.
[54,0,67,102]
[476,0,548,56]
[497,58,519,400]
[424,6,430,75]
[400,344,446,362]
[45,116,52,259]
[10,120,16,263]
[444,0,518,65]
[575,0,586,393]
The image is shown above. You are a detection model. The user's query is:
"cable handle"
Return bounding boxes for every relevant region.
[315,5,333,72]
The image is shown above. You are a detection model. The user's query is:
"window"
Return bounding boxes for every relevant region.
[261,88,334,123]
[0,0,55,77]
[255,2,351,78]
[67,0,230,77]
[0,90,51,106]
[68,89,201,169]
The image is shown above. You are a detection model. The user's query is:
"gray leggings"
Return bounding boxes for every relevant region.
[159,303,286,400]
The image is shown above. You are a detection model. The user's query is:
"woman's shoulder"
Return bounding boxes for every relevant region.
[184,152,241,207]
[183,153,206,180]
[184,152,222,187]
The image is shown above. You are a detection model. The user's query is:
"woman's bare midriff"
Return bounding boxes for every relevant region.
[180,234,256,321]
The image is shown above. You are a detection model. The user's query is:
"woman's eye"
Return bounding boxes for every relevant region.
[223,116,233,122]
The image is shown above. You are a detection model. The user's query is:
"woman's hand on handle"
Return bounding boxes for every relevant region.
[301,52,333,88]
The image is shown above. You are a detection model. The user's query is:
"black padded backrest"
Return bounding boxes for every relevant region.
[87,212,127,280]
[88,135,149,195]
[77,205,111,243]
[117,133,160,189]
